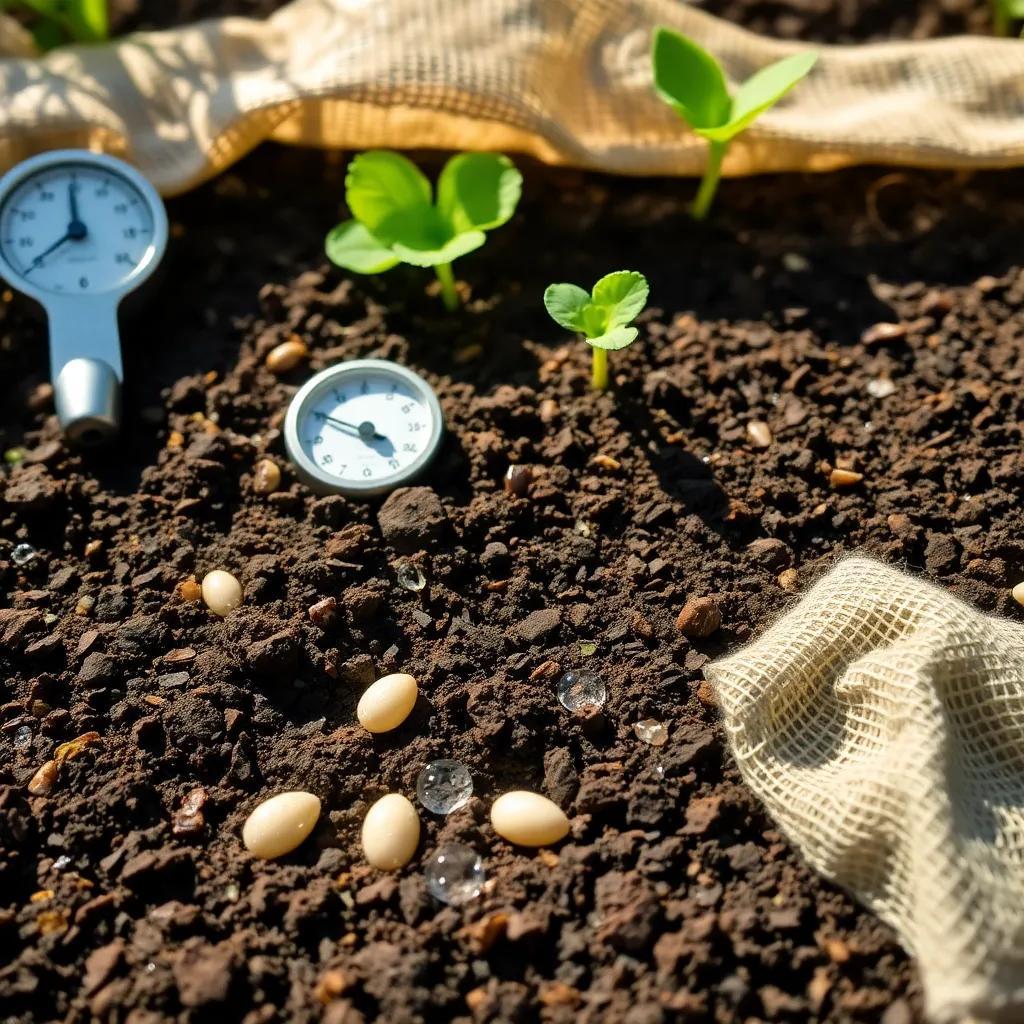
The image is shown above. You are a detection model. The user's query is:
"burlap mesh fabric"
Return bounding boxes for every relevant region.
[2,0,1024,194]
[706,558,1024,1024]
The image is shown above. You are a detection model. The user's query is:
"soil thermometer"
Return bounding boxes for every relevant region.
[0,150,168,446]
[284,359,444,497]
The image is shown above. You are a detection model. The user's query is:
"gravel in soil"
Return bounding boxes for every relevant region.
[3,144,1023,1022]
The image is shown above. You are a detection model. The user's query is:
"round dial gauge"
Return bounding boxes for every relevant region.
[0,157,161,296]
[284,359,445,496]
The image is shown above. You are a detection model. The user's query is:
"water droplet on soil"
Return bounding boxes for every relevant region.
[557,671,606,712]
[416,759,473,815]
[424,843,485,906]
[12,543,36,567]
[634,719,669,746]
[396,561,426,592]
[14,725,32,750]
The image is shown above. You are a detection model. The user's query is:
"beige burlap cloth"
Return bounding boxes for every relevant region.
[707,557,1024,1024]
[2,0,1024,195]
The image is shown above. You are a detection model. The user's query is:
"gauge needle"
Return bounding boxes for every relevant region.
[320,414,388,442]
[24,186,88,274]
[67,181,86,238]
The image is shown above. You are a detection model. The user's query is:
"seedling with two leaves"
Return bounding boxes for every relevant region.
[326,150,522,311]
[544,272,649,391]
[652,27,818,219]
[1,0,107,51]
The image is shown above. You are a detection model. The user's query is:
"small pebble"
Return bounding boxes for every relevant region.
[634,719,668,746]
[778,568,800,593]
[361,793,420,870]
[307,596,339,629]
[396,561,426,592]
[504,465,532,498]
[424,843,485,905]
[866,377,896,398]
[416,760,473,815]
[357,672,418,733]
[14,724,32,750]
[782,252,810,272]
[201,570,243,616]
[253,459,282,495]
[264,337,308,374]
[491,791,570,847]
[74,595,95,616]
[557,671,606,712]
[242,791,321,859]
[11,543,36,567]
[176,577,202,603]
[676,596,722,638]
[1012,582,1024,608]
[746,421,773,448]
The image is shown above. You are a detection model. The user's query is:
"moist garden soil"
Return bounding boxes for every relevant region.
[3,4,1024,1024]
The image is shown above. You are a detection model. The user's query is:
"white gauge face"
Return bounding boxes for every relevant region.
[0,161,157,295]
[286,362,444,495]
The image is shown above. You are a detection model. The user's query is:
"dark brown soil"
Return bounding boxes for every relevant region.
[4,3,1024,1024]
[113,0,999,42]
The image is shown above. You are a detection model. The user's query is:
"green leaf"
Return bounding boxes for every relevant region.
[391,230,486,268]
[700,51,818,143]
[651,26,731,130]
[437,153,522,234]
[591,271,649,329]
[587,326,639,352]
[30,15,65,51]
[543,283,592,333]
[345,151,434,246]
[325,220,399,274]
[67,0,108,42]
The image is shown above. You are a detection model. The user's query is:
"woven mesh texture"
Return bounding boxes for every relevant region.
[706,557,1024,1024]
[2,0,1024,194]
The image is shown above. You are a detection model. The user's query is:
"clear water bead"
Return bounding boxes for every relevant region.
[416,759,473,815]
[11,543,36,567]
[424,843,485,906]
[396,561,426,592]
[557,671,606,712]
[14,725,32,750]
[634,719,668,746]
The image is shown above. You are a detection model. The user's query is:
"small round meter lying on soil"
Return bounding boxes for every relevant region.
[284,359,444,496]
[0,149,168,446]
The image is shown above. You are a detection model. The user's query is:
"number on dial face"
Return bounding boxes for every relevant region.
[0,163,155,294]
[302,372,435,484]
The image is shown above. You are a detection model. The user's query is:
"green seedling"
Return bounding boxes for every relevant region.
[543,271,649,391]
[652,27,818,219]
[325,150,522,311]
[1,0,107,51]
[991,0,1024,35]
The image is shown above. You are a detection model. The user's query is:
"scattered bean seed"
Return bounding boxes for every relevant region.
[1012,582,1024,608]
[746,421,773,448]
[253,458,282,495]
[27,759,58,796]
[356,672,418,734]
[676,596,722,638]
[829,468,863,488]
[503,465,532,498]
[201,570,243,616]
[361,793,421,870]
[490,791,569,847]
[265,337,308,374]
[242,791,321,859]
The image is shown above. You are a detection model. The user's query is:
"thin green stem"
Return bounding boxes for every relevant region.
[434,263,458,311]
[692,140,728,221]
[992,1,1009,34]
[592,346,609,391]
